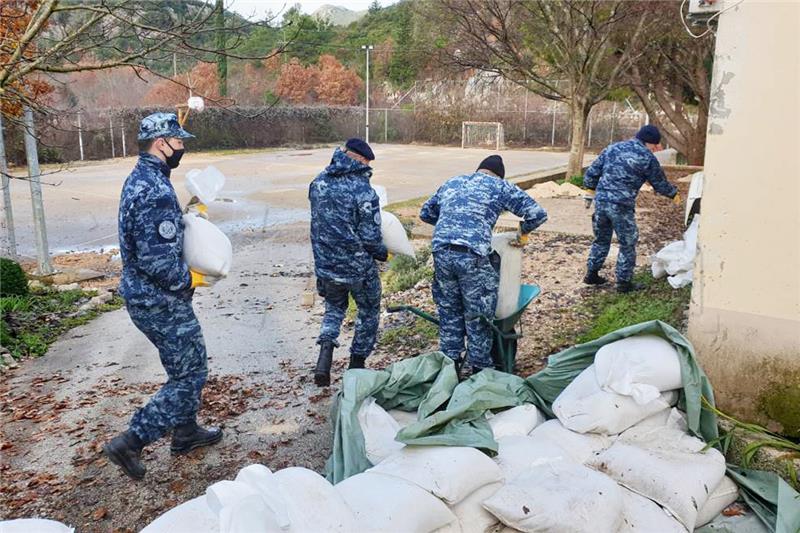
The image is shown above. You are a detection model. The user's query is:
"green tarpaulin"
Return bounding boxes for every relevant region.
[325,320,800,533]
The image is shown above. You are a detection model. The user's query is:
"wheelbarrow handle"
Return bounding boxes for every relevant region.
[386,305,440,326]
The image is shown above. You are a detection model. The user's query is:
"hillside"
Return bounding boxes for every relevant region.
[312,5,367,26]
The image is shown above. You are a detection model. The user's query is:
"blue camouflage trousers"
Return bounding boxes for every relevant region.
[126,298,208,445]
[587,202,639,283]
[317,273,381,358]
[432,248,499,369]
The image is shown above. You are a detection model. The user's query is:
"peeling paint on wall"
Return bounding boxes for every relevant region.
[708,71,736,135]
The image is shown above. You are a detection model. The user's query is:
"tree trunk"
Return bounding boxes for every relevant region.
[216,0,227,97]
[566,98,590,179]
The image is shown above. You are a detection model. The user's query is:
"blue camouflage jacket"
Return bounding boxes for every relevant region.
[583,138,677,208]
[420,171,548,256]
[309,148,388,284]
[118,153,192,307]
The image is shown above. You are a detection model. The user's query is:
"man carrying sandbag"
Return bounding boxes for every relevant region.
[309,139,388,387]
[583,125,680,293]
[103,113,222,480]
[420,155,547,375]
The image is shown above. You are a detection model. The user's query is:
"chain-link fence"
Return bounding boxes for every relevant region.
[3,100,650,165]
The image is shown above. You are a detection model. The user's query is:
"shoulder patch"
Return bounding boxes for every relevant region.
[158,220,177,240]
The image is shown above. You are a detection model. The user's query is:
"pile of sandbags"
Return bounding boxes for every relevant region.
[651,216,700,289]
[528,181,585,199]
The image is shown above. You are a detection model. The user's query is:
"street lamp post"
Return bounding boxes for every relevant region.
[361,44,374,143]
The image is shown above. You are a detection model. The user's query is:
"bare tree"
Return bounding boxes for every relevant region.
[425,0,655,178]
[0,0,289,122]
[628,2,714,166]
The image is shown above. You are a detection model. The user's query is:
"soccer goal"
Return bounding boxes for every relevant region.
[461,121,505,150]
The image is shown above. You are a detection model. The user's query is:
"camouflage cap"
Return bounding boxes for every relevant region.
[137,112,195,141]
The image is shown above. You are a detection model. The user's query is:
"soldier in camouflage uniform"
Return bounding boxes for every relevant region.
[103,113,222,480]
[583,125,680,293]
[420,155,547,373]
[309,139,387,387]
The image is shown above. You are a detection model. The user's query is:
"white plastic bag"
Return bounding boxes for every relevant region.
[448,482,503,533]
[482,462,624,533]
[552,365,678,435]
[369,445,504,504]
[357,397,405,465]
[491,233,522,320]
[494,436,569,481]
[526,419,614,464]
[487,404,546,439]
[668,270,693,289]
[186,166,225,205]
[619,488,686,533]
[233,464,291,529]
[335,472,458,533]
[593,335,682,405]
[380,211,415,257]
[182,214,233,277]
[695,476,739,528]
[142,496,219,533]
[218,495,279,533]
[0,519,75,533]
[587,426,726,530]
[271,467,358,532]
[206,480,260,517]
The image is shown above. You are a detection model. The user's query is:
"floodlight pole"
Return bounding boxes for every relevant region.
[362,44,374,143]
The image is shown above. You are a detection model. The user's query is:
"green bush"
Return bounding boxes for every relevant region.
[382,247,433,294]
[0,258,29,297]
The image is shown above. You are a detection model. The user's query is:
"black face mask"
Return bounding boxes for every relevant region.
[160,139,185,169]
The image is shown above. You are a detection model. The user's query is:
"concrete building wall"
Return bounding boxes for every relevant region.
[687,0,800,436]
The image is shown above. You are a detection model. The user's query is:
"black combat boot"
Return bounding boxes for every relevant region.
[348,355,367,369]
[616,280,644,293]
[583,270,608,285]
[103,430,146,480]
[314,341,335,387]
[171,421,223,454]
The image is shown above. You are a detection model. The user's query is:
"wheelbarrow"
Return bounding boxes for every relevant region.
[386,284,541,374]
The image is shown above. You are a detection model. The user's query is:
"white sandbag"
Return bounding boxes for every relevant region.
[587,426,726,530]
[335,472,458,533]
[651,217,700,286]
[491,233,522,320]
[369,445,504,504]
[357,397,405,465]
[186,166,225,205]
[448,482,503,533]
[651,258,668,279]
[622,407,688,434]
[233,464,291,529]
[668,269,693,289]
[387,408,419,428]
[527,419,614,464]
[206,480,261,516]
[271,467,358,532]
[552,364,679,435]
[142,496,220,533]
[594,335,683,405]
[695,476,740,528]
[619,488,686,533]
[373,185,389,208]
[483,462,624,533]
[380,210,415,257]
[487,404,546,439]
[218,495,280,533]
[183,214,233,277]
[494,436,569,481]
[0,519,75,533]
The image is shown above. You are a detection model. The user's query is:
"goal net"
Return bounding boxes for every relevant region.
[461,121,505,150]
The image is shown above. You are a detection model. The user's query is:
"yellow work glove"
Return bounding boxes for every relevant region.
[184,196,209,219]
[510,232,529,248]
[190,270,221,288]
[672,192,682,206]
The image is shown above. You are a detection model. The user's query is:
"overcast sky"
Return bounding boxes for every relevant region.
[227,1,397,21]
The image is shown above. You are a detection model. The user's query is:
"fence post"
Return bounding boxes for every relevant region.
[121,120,127,157]
[22,106,52,275]
[550,101,557,146]
[0,113,17,258]
[609,102,617,144]
[523,86,529,144]
[586,112,593,148]
[384,109,388,143]
[109,115,116,158]
[77,112,85,161]
[461,122,466,149]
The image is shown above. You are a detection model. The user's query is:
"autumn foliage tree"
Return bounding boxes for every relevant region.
[143,62,221,106]
[276,55,362,106]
